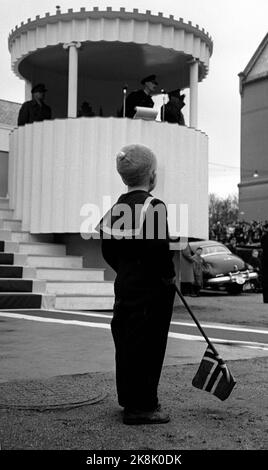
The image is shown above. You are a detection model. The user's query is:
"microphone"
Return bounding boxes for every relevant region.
[122,84,128,118]
[161,89,166,122]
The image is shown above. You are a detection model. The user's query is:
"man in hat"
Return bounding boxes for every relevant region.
[124,75,158,118]
[17,83,52,126]
[261,222,268,303]
[191,246,210,296]
[99,144,176,425]
[161,89,185,125]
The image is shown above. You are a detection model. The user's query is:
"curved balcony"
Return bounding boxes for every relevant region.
[8,7,213,128]
[8,117,208,239]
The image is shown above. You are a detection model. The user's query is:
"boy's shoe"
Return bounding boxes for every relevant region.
[123,408,170,425]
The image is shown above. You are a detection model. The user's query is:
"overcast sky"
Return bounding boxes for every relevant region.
[1,0,268,197]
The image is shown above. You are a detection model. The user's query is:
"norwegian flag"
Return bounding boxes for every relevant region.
[192,346,236,401]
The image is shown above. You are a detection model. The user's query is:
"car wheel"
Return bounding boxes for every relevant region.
[226,284,243,295]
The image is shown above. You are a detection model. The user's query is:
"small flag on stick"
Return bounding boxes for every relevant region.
[192,345,236,401]
[175,284,236,401]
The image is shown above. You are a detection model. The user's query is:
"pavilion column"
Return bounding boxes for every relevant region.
[63,41,81,118]
[25,80,32,101]
[189,59,199,128]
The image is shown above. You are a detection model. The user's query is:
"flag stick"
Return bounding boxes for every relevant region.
[175,284,220,357]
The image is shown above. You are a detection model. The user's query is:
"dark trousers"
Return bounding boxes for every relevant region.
[181,282,193,296]
[111,285,175,411]
[192,284,201,296]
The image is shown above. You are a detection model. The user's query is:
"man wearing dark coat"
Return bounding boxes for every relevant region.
[161,89,185,125]
[191,247,209,296]
[124,75,158,118]
[261,223,268,303]
[99,144,176,425]
[248,249,262,292]
[17,83,52,126]
[180,242,194,295]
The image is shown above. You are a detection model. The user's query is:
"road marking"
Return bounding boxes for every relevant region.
[170,320,268,335]
[1,311,268,351]
[3,309,268,335]
[168,332,268,350]
[0,312,111,330]
[48,309,113,319]
[45,310,268,335]
[2,308,113,319]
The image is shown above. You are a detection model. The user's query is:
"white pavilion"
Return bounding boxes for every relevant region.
[0,6,213,310]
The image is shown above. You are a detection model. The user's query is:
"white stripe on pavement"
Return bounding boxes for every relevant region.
[171,320,268,335]
[0,312,111,330]
[168,332,268,350]
[1,311,268,351]
[2,308,113,319]
[3,309,268,335]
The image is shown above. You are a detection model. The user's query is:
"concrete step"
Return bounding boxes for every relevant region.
[0,293,55,310]
[9,231,54,243]
[0,229,11,241]
[46,280,114,295]
[35,267,105,281]
[1,242,64,257]
[0,209,14,219]
[55,294,114,311]
[0,265,23,278]
[18,242,66,256]
[0,279,46,293]
[0,241,19,253]
[26,254,83,268]
[10,232,33,243]
[0,198,9,210]
[0,265,36,279]
[0,219,22,231]
[0,253,28,265]
[22,266,38,279]
[41,294,56,309]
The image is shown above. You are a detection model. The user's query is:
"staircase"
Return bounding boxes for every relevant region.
[0,197,114,311]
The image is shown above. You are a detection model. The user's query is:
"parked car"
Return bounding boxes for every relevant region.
[189,240,258,294]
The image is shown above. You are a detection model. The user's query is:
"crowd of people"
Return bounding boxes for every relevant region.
[209,220,268,246]
[209,220,268,298]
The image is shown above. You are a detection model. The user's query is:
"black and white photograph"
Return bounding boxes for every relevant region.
[0,0,267,460]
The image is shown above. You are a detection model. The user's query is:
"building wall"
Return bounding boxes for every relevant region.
[240,79,268,181]
[0,100,21,197]
[0,151,8,197]
[239,179,268,220]
[0,125,12,197]
[239,78,268,220]
[0,100,21,127]
[0,125,12,152]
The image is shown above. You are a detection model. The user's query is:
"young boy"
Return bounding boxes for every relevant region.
[99,144,176,425]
